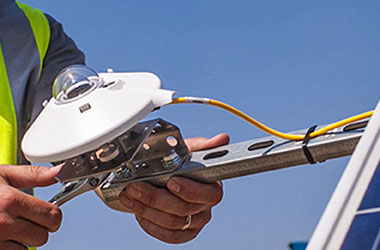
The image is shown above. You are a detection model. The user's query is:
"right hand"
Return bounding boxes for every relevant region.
[0,165,62,250]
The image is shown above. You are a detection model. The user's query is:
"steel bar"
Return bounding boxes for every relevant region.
[100,120,367,202]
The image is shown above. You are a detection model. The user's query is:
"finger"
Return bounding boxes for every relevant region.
[0,241,27,250]
[119,196,212,230]
[167,177,223,205]
[6,218,49,247]
[120,196,184,230]
[185,133,229,152]
[120,182,207,216]
[1,186,62,232]
[135,215,201,244]
[180,210,212,230]
[0,165,61,188]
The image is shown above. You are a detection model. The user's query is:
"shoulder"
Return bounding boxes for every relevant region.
[43,13,85,62]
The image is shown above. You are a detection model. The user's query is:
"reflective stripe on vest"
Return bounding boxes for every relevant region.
[0,3,50,164]
[0,44,17,165]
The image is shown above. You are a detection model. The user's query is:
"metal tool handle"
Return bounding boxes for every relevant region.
[49,174,109,207]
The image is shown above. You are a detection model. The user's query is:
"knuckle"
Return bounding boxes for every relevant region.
[0,189,19,210]
[0,215,13,232]
[26,166,41,183]
[145,191,158,207]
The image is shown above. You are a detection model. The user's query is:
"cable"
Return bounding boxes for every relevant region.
[170,97,374,141]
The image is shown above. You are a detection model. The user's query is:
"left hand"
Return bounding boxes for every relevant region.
[119,133,229,243]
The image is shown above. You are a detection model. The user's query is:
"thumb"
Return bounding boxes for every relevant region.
[185,133,230,152]
[0,164,62,188]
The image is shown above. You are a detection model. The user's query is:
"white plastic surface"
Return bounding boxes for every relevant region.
[21,72,175,163]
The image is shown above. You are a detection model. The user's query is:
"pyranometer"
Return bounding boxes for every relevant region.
[20,64,374,210]
[21,65,175,163]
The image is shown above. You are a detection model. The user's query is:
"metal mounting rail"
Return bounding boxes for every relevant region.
[100,120,368,202]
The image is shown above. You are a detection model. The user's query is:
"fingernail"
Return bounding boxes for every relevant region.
[168,179,181,193]
[127,185,142,199]
[120,195,134,208]
[50,164,62,171]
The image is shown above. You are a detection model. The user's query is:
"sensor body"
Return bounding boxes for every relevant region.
[22,66,175,163]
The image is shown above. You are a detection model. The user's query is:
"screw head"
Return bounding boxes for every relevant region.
[89,178,99,187]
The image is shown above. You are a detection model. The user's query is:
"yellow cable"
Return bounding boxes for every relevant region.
[170,97,374,141]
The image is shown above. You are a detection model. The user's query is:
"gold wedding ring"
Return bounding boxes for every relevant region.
[181,215,192,230]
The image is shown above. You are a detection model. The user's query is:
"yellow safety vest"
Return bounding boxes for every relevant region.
[0,2,50,250]
[0,2,50,165]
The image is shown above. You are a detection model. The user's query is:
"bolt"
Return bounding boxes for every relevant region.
[89,178,99,187]
[162,152,181,169]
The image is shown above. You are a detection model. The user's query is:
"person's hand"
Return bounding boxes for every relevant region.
[0,165,62,249]
[119,133,229,243]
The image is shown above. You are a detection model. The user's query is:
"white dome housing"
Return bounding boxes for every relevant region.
[22,66,175,163]
[52,65,101,104]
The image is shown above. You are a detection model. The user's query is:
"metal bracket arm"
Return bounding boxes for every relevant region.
[99,120,367,203]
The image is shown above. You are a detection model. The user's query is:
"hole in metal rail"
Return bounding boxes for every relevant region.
[247,140,275,151]
[203,150,229,160]
[343,121,368,132]
[166,136,178,147]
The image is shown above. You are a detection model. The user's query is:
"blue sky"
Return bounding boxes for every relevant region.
[23,1,380,249]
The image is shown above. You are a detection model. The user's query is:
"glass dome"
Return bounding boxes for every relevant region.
[52,65,101,104]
